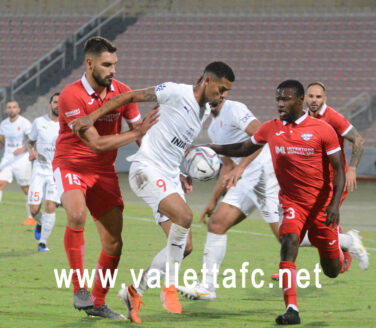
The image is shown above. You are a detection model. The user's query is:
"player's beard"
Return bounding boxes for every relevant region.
[7,112,17,119]
[51,107,59,117]
[308,103,323,114]
[92,68,113,88]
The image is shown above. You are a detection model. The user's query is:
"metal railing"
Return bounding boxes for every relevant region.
[10,43,66,99]
[1,0,125,115]
[340,92,373,123]
[73,0,125,60]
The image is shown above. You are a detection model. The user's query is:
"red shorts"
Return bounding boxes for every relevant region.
[53,166,124,220]
[279,201,340,259]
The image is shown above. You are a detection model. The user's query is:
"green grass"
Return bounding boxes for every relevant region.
[0,176,375,327]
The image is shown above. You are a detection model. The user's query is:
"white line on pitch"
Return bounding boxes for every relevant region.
[124,215,376,251]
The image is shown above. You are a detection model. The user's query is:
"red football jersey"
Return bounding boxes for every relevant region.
[311,104,352,171]
[53,74,140,170]
[251,112,341,209]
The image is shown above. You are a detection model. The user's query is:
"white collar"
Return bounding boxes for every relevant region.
[318,103,327,116]
[283,111,308,125]
[81,73,115,96]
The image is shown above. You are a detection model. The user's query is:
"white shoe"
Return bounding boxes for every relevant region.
[347,230,369,270]
[177,281,216,301]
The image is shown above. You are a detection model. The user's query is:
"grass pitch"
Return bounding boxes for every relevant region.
[0,175,375,327]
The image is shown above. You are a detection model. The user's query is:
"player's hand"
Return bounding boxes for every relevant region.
[180,174,193,194]
[139,107,160,136]
[71,115,94,135]
[324,204,340,230]
[345,167,357,192]
[28,149,38,161]
[199,199,217,224]
[223,165,243,190]
[185,145,199,157]
[13,148,25,156]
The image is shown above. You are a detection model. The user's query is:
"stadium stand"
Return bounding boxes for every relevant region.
[0,17,89,89]
[48,15,376,125]
[1,0,375,173]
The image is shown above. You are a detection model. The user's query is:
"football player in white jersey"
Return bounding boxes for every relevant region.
[71,62,235,322]
[0,101,33,223]
[177,97,281,301]
[27,93,60,252]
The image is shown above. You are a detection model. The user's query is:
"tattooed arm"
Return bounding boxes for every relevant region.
[71,87,157,135]
[343,126,365,191]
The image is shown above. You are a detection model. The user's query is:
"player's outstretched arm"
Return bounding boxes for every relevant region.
[343,126,365,192]
[225,119,263,187]
[200,157,235,224]
[79,107,159,154]
[325,151,346,229]
[206,140,262,158]
[71,87,157,135]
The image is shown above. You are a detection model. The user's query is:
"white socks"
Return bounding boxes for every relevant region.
[165,223,189,287]
[203,232,227,292]
[339,233,353,251]
[135,247,167,296]
[40,213,55,245]
[0,190,2,202]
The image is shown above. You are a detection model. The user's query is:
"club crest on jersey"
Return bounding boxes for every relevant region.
[155,83,166,92]
[301,133,313,141]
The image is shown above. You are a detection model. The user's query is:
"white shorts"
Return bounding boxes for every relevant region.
[129,162,185,225]
[28,168,59,205]
[0,155,31,185]
[222,167,280,223]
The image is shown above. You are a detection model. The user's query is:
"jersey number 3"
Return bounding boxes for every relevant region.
[285,207,295,219]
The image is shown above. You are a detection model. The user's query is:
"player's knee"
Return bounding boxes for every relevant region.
[207,214,226,234]
[179,209,193,228]
[280,234,299,261]
[45,203,56,213]
[68,209,86,226]
[104,237,123,256]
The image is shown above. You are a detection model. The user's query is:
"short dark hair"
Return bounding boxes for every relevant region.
[84,36,117,56]
[277,80,304,98]
[306,81,326,93]
[203,61,235,82]
[49,92,60,103]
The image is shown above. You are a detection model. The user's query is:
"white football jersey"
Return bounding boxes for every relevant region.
[127,82,210,178]
[28,114,59,170]
[0,115,31,162]
[208,100,273,172]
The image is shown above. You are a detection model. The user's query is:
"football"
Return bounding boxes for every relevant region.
[184,146,220,181]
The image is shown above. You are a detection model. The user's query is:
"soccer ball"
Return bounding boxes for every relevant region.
[184,147,220,181]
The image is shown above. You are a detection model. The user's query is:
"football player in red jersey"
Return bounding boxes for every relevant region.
[52,36,158,319]
[271,82,368,281]
[202,80,348,325]
[305,82,365,194]
[299,82,368,269]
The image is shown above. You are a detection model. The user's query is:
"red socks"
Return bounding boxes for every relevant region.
[280,261,298,311]
[91,249,120,307]
[64,226,85,293]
